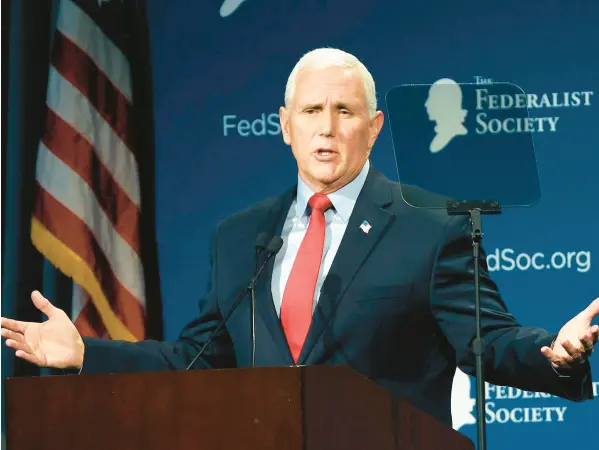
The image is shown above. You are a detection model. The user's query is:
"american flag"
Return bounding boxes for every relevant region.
[31,0,152,341]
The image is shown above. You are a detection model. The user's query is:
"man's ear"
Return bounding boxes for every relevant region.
[368,110,385,150]
[279,106,291,146]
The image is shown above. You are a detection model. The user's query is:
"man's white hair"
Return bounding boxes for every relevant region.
[284,48,377,118]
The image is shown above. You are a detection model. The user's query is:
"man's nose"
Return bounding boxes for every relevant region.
[319,110,336,137]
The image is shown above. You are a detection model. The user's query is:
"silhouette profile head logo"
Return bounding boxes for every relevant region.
[451,368,476,431]
[425,78,468,153]
[220,0,248,17]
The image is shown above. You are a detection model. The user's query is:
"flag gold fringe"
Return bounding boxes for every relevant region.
[30,217,138,342]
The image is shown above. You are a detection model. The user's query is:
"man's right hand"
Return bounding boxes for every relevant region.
[1,290,85,369]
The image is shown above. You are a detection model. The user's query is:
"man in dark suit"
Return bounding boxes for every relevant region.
[1,47,597,427]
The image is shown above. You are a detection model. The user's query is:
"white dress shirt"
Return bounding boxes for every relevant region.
[271,159,370,317]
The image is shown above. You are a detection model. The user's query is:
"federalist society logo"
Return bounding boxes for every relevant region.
[451,368,599,430]
[473,75,593,135]
[425,76,594,152]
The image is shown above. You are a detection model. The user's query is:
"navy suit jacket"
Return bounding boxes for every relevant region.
[81,166,593,426]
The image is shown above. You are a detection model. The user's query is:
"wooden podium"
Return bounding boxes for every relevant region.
[4,365,473,450]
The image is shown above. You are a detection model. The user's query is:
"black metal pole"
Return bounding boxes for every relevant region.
[470,208,487,450]
[250,286,256,367]
[448,199,501,450]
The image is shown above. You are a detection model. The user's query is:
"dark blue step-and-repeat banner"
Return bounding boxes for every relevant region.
[145,0,597,447]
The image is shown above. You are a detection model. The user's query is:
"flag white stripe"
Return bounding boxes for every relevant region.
[36,142,146,304]
[71,283,87,321]
[56,0,132,102]
[46,66,141,207]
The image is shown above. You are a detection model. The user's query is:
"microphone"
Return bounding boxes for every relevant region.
[254,232,271,255]
[186,236,284,371]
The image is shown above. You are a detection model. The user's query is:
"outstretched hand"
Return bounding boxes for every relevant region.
[0,291,85,369]
[541,297,599,371]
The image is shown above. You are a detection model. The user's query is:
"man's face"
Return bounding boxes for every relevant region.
[279,66,384,194]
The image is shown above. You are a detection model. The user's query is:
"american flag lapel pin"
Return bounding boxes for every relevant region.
[359,220,372,234]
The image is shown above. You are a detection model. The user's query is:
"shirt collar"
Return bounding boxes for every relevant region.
[295,159,370,223]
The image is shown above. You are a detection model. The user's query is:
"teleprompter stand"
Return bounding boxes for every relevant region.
[447,199,502,450]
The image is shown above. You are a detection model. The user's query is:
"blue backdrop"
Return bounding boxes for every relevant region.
[145,0,597,447]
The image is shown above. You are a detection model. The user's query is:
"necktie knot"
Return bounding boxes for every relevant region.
[308,193,332,213]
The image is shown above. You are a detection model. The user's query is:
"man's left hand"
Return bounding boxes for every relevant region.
[541,298,599,371]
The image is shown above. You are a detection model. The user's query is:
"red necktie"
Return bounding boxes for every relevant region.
[281,193,333,363]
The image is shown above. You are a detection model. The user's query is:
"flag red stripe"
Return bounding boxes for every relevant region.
[42,109,140,254]
[33,184,145,340]
[74,300,108,338]
[51,31,136,156]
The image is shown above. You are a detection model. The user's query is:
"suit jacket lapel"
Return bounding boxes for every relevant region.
[253,187,296,365]
[297,168,396,364]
